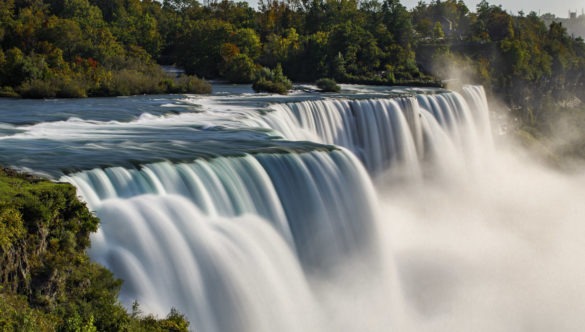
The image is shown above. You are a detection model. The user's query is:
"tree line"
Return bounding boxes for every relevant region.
[0,0,584,125]
[413,1,585,127]
[0,0,211,98]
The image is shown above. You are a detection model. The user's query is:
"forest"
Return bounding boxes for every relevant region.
[0,0,584,127]
[0,0,583,131]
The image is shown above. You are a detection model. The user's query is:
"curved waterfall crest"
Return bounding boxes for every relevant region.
[59,85,492,332]
[63,149,379,331]
[258,85,492,178]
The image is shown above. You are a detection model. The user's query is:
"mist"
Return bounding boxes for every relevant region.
[298,77,585,330]
[374,101,585,331]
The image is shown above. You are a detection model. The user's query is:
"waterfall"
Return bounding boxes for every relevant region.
[5,80,584,332]
[258,86,492,178]
[63,149,378,332]
[57,85,494,331]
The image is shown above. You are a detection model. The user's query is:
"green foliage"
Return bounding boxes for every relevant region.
[127,304,190,332]
[176,18,234,77]
[285,31,329,81]
[0,169,191,331]
[316,78,340,92]
[54,77,88,98]
[252,64,292,94]
[433,22,445,40]
[0,86,19,98]
[412,0,471,40]
[0,0,583,127]
[0,0,210,98]
[222,54,257,84]
[412,1,585,129]
[0,293,56,332]
[380,0,414,47]
[13,64,89,99]
[172,75,212,94]
[261,28,300,67]
[17,79,54,98]
[230,28,262,60]
[326,22,382,77]
[103,69,162,96]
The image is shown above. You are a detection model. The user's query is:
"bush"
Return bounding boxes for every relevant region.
[0,293,56,331]
[0,86,19,98]
[55,78,88,98]
[0,169,191,331]
[253,77,291,94]
[174,75,212,94]
[17,80,57,98]
[252,64,292,94]
[315,78,340,92]
[105,69,163,96]
[15,77,88,99]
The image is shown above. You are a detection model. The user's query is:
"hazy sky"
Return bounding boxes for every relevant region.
[400,0,584,18]
[244,0,584,18]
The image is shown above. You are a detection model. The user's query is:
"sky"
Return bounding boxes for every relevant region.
[400,0,584,18]
[243,0,584,18]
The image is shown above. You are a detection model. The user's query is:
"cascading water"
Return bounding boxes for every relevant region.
[0,85,511,331]
[63,150,379,331]
[56,86,492,331]
[258,86,492,179]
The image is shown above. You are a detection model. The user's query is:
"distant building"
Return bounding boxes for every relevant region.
[438,17,454,38]
[543,10,585,39]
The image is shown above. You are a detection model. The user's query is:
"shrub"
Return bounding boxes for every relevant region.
[253,77,290,94]
[315,78,340,92]
[107,69,162,96]
[15,78,88,99]
[252,64,292,94]
[0,293,55,331]
[0,169,191,331]
[0,86,19,98]
[55,78,88,98]
[17,80,57,98]
[173,75,212,94]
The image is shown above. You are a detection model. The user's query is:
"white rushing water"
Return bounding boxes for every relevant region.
[50,85,585,331]
[63,150,380,332]
[257,85,492,179]
[56,85,488,331]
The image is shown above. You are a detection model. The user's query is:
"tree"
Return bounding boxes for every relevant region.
[208,0,255,29]
[222,53,257,83]
[231,28,262,60]
[327,22,381,77]
[176,19,234,77]
[432,21,445,40]
[474,1,513,41]
[261,27,300,67]
[381,0,413,47]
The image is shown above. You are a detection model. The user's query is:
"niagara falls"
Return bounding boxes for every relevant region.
[1,82,584,331]
[1,0,585,330]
